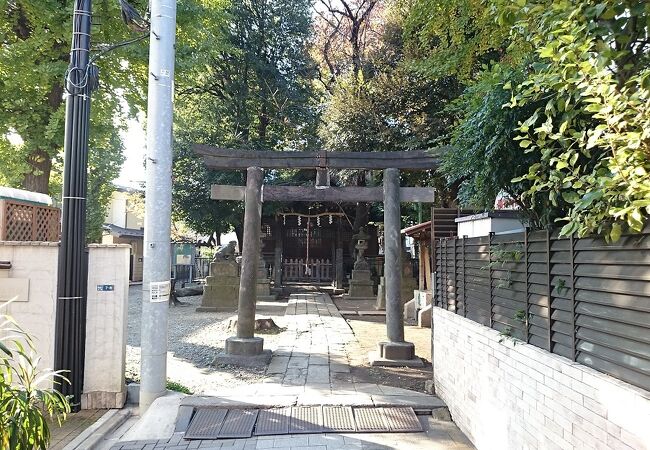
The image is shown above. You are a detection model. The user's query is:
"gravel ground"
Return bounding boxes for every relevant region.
[334,295,433,394]
[126,285,288,394]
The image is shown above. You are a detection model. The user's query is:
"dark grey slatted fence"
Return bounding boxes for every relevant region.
[435,229,650,391]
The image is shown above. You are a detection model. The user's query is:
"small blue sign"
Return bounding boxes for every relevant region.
[97,285,114,292]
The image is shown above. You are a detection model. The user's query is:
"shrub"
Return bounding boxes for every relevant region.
[0,303,71,449]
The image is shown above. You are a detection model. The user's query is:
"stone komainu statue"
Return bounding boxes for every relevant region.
[213,241,237,261]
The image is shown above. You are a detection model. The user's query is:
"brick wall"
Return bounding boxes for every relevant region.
[433,307,650,450]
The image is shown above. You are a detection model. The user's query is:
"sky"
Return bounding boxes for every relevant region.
[115,114,147,188]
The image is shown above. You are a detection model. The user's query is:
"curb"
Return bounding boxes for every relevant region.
[63,408,131,450]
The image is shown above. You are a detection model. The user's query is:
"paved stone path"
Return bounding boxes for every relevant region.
[48,409,104,449]
[108,292,473,449]
[191,292,442,408]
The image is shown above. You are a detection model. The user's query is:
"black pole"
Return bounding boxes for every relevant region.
[54,0,94,411]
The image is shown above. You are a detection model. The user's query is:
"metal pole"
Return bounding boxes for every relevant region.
[140,0,177,413]
[54,0,93,411]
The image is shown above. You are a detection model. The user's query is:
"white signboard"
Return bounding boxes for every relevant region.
[150,280,171,303]
[176,254,191,265]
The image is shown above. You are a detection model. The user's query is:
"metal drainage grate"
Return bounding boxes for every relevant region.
[185,406,422,440]
[289,406,323,434]
[322,406,356,432]
[218,409,259,438]
[353,407,389,433]
[184,408,227,439]
[254,408,291,436]
[382,407,422,432]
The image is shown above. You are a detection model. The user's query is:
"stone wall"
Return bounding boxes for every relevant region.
[0,242,130,409]
[433,307,650,450]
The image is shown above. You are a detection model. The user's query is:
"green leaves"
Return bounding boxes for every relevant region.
[0,304,71,449]
[503,0,650,239]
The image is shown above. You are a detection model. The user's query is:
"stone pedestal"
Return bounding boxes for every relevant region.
[369,341,423,367]
[197,259,240,312]
[345,269,376,301]
[375,249,418,310]
[256,257,277,301]
[344,227,376,301]
[401,249,418,300]
[375,276,386,309]
[213,337,272,367]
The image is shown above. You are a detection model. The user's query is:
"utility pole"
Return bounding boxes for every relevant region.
[140,0,177,412]
[54,0,95,412]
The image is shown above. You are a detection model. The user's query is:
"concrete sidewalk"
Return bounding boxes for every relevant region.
[105,292,473,449]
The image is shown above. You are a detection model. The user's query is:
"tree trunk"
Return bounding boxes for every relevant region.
[258,101,269,143]
[234,224,244,254]
[352,172,368,232]
[23,149,52,193]
[350,23,362,79]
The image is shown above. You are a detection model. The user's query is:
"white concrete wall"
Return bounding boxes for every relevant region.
[433,307,650,450]
[0,242,59,369]
[83,244,130,409]
[0,242,129,409]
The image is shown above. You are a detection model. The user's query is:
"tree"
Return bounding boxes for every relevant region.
[0,0,147,243]
[172,140,245,240]
[441,65,545,223]
[317,6,462,227]
[402,0,511,82]
[0,1,145,193]
[0,0,229,241]
[312,0,382,90]
[176,0,316,149]
[507,0,650,239]
[172,0,318,237]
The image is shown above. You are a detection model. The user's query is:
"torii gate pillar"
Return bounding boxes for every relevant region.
[215,167,272,366]
[370,168,423,367]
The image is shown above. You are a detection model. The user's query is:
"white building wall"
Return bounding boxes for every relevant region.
[457,217,525,238]
[106,191,128,228]
[0,242,130,409]
[433,307,650,450]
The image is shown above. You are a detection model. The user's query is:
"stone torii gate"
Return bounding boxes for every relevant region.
[196,145,439,367]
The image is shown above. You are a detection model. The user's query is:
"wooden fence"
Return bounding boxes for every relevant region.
[0,199,60,242]
[283,258,333,282]
[435,229,650,391]
[195,257,211,279]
